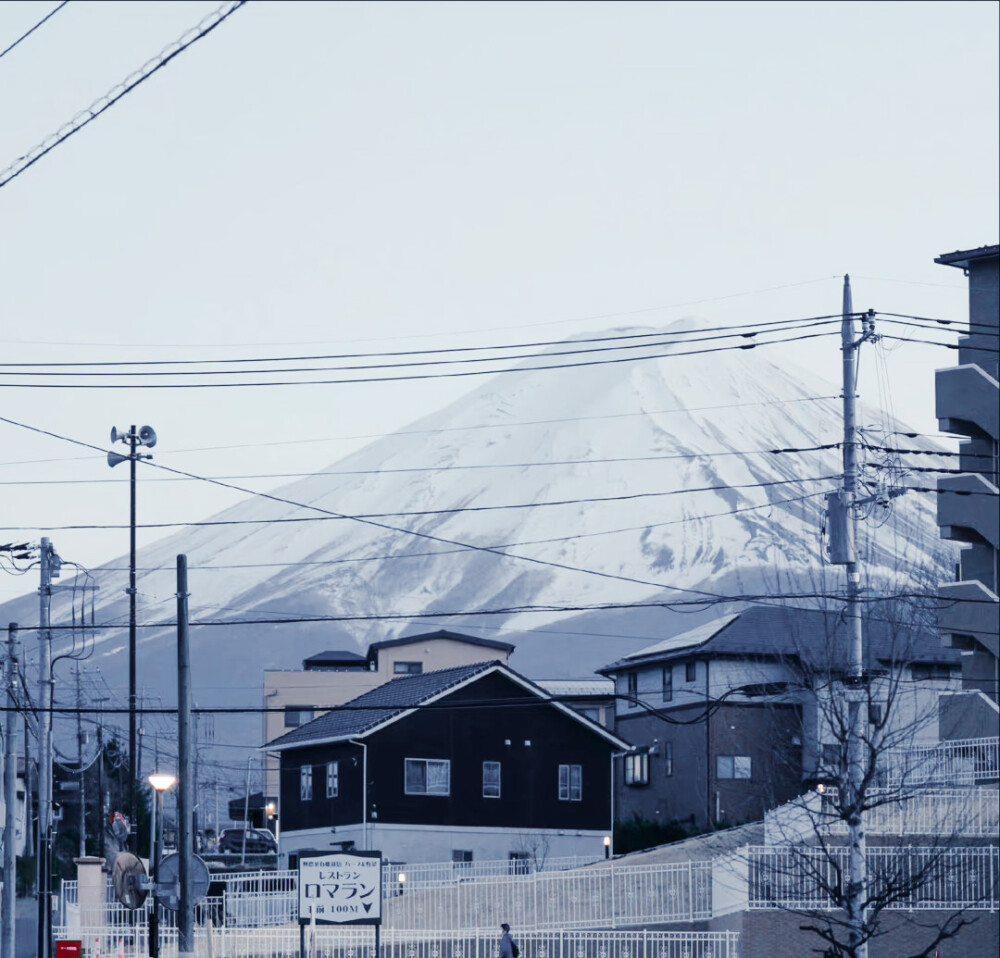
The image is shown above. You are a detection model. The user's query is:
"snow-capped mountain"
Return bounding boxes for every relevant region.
[0,325,952,748]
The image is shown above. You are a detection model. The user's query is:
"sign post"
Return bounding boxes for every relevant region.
[298,850,383,958]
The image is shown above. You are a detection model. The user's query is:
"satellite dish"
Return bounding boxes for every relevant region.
[107,450,129,468]
[110,426,121,444]
[155,853,211,911]
[112,853,148,910]
[138,425,157,448]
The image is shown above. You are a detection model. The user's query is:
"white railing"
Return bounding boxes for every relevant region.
[880,736,999,788]
[59,858,713,933]
[385,860,712,930]
[747,844,1000,911]
[51,926,741,958]
[765,787,1000,842]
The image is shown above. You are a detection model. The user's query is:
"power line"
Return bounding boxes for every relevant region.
[0,0,69,62]
[3,475,841,531]
[0,0,247,191]
[0,394,843,468]
[0,442,842,486]
[0,328,842,388]
[0,315,843,370]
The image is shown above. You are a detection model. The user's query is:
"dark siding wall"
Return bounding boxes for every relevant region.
[279,740,364,831]
[709,702,802,826]
[368,672,612,830]
[614,704,709,828]
[279,672,617,833]
[614,702,802,830]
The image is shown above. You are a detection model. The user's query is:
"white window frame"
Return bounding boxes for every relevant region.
[326,760,339,798]
[482,761,501,798]
[404,757,451,796]
[558,763,582,801]
[300,764,313,801]
[624,751,649,786]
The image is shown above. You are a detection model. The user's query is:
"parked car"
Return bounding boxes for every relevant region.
[218,827,277,854]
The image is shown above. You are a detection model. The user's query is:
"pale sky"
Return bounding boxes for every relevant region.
[1,0,998,606]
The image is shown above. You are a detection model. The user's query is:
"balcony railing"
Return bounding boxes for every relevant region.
[880,737,999,788]
[747,844,1000,911]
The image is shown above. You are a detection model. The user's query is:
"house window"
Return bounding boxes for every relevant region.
[624,751,649,786]
[482,761,501,798]
[685,661,697,683]
[627,672,638,707]
[284,706,314,728]
[822,743,842,769]
[394,661,423,675]
[662,666,673,702]
[716,755,751,780]
[664,742,673,777]
[452,850,473,865]
[580,707,601,723]
[326,761,339,799]
[300,765,313,801]
[404,758,450,795]
[558,764,582,801]
[868,703,884,726]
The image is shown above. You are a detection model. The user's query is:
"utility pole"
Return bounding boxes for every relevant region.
[37,537,60,958]
[107,423,157,847]
[176,554,194,957]
[3,623,20,958]
[826,276,877,958]
[76,665,86,858]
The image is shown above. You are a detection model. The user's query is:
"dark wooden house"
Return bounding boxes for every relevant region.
[267,660,630,865]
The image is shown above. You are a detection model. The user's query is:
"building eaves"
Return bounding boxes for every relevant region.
[934,245,999,269]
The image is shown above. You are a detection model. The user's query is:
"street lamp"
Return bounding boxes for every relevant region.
[108,424,156,844]
[148,772,176,958]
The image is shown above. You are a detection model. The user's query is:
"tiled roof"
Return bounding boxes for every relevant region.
[599,605,961,673]
[535,679,615,697]
[266,661,499,750]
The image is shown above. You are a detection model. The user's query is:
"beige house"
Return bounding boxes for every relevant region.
[262,630,515,804]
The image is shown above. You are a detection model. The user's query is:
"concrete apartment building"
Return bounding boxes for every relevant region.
[262,630,514,810]
[934,244,1000,702]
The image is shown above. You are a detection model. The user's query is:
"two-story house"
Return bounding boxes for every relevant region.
[266,660,630,866]
[599,604,962,830]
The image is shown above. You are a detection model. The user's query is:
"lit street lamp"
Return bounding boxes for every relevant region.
[148,771,177,958]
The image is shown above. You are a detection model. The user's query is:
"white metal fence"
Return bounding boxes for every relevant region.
[765,787,1000,842]
[747,844,1000,911]
[59,858,712,932]
[52,925,741,958]
[880,736,999,788]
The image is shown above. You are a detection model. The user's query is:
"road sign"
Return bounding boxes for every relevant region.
[298,849,383,925]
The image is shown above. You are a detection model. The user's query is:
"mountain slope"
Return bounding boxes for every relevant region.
[1,326,952,760]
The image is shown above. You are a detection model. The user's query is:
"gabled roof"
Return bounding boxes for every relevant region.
[598,605,961,674]
[368,629,515,654]
[266,660,629,752]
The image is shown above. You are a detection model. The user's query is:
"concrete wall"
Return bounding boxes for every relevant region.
[279,822,607,865]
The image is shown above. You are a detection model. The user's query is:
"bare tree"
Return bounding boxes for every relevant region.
[740,598,995,958]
